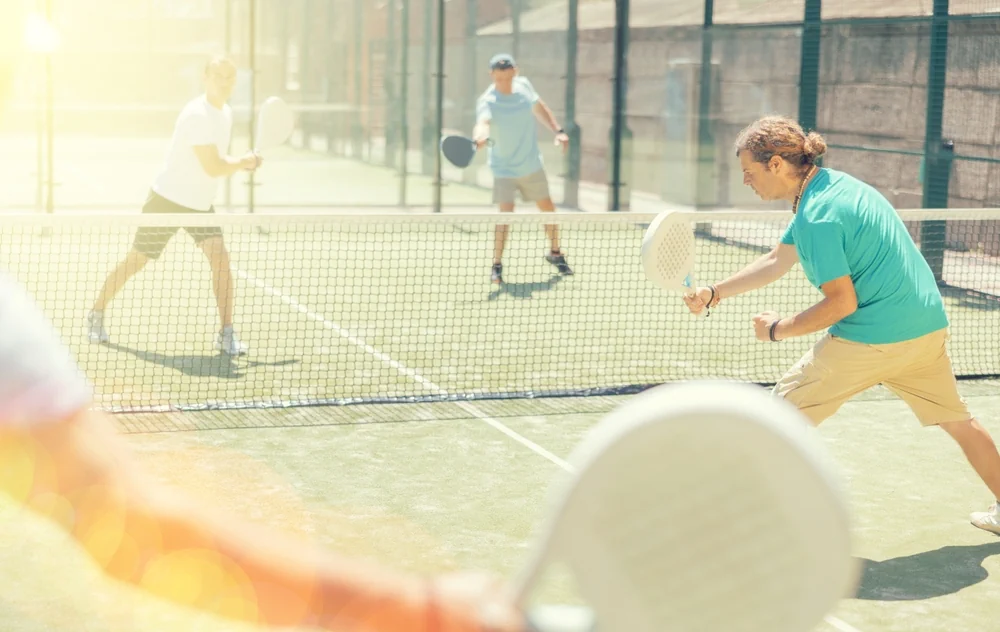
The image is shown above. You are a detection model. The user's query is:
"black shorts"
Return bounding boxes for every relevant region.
[133,191,224,260]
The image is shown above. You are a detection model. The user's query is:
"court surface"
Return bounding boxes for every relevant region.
[0,383,998,631]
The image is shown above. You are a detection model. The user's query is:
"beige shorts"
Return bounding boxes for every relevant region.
[773,329,971,426]
[493,169,551,205]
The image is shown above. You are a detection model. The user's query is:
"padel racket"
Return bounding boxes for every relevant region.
[441,134,490,168]
[254,96,295,153]
[521,381,859,632]
[640,210,709,317]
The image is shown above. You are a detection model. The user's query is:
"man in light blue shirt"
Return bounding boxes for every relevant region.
[474,54,572,284]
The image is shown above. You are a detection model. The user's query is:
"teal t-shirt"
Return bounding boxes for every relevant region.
[475,76,544,179]
[780,168,948,344]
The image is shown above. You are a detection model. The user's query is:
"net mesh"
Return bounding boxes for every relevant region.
[1,210,996,413]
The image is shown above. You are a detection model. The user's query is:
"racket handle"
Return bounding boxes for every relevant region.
[525,606,596,632]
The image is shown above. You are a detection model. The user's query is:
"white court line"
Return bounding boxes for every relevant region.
[824,616,863,632]
[238,267,861,632]
[236,268,572,471]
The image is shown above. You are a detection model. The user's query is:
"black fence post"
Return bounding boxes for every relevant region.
[798,0,821,133]
[694,0,715,209]
[609,0,631,211]
[921,0,950,283]
[563,0,581,208]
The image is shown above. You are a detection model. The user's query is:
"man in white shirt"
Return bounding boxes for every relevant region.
[87,55,258,356]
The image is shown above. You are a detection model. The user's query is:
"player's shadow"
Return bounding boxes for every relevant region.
[939,285,1000,312]
[105,343,298,379]
[488,275,563,301]
[854,542,1000,601]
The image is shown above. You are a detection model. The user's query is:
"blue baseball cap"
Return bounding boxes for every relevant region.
[489,54,516,70]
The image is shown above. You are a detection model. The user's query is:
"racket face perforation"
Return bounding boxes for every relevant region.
[641,212,697,293]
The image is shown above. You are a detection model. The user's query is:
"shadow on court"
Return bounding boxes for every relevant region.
[488,275,563,301]
[105,343,299,378]
[940,286,1000,312]
[854,542,1000,601]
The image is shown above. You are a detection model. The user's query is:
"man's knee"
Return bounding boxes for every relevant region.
[200,237,230,264]
[536,198,555,212]
[124,249,152,274]
[939,417,983,441]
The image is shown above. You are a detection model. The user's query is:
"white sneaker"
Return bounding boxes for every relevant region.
[216,326,248,356]
[970,502,1000,535]
[87,311,110,344]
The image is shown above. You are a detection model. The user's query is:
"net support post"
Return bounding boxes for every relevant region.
[351,0,365,159]
[511,0,522,59]
[562,0,581,209]
[248,0,258,214]
[433,0,446,213]
[463,0,479,185]
[421,0,436,176]
[609,0,631,211]
[385,0,399,169]
[920,0,950,283]
[694,0,716,209]
[921,140,954,282]
[400,0,411,205]
[298,2,314,147]
[797,0,821,133]
[368,40,377,162]
[44,0,55,216]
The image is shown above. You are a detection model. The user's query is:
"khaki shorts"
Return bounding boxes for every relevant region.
[773,328,971,426]
[493,169,551,205]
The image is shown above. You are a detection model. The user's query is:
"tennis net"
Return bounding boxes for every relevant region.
[0,209,996,413]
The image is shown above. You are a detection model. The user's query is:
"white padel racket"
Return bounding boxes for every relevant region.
[254,96,295,154]
[641,210,710,317]
[521,381,859,632]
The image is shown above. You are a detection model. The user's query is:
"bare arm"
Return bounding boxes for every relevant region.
[531,100,562,134]
[770,275,858,341]
[717,242,799,299]
[1,409,522,632]
[683,243,799,315]
[193,144,259,178]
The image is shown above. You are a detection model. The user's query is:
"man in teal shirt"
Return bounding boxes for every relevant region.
[683,115,1000,535]
[779,166,949,344]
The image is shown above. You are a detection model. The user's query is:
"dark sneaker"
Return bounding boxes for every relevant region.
[545,252,574,275]
[491,263,504,284]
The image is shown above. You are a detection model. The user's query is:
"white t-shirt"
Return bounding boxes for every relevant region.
[152,95,234,211]
[0,274,91,427]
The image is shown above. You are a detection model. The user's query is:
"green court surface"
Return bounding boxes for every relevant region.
[0,384,998,631]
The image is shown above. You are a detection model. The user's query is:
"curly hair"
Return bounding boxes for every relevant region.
[735,116,827,169]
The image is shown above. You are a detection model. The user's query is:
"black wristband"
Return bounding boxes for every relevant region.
[557,128,566,134]
[769,320,781,342]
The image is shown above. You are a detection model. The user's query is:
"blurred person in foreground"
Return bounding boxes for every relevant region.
[0,8,525,631]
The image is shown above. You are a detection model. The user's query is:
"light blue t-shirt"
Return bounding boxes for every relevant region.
[476,76,544,179]
[780,168,949,344]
